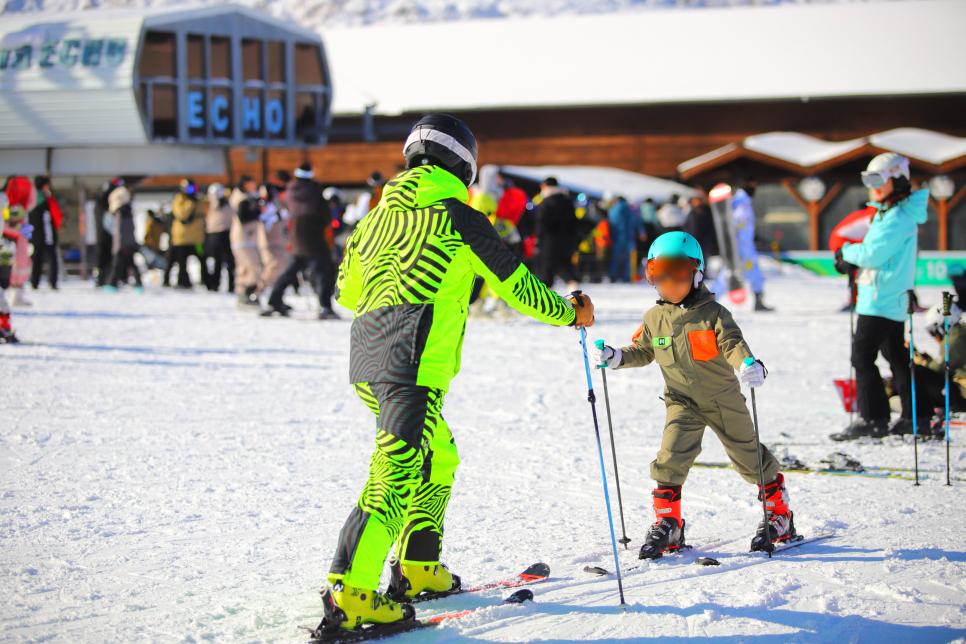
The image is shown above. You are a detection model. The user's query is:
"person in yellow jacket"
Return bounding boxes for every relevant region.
[592,232,795,559]
[165,179,208,289]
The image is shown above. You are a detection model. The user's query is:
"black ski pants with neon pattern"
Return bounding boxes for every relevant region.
[328,383,459,590]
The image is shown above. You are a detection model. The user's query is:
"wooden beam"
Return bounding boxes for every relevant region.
[817,182,843,213]
[781,178,809,210]
[949,182,966,210]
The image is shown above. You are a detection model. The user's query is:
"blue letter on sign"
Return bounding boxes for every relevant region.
[242,97,260,133]
[188,91,204,130]
[266,99,284,135]
[212,95,230,133]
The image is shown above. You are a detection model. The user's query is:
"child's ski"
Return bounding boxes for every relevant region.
[584,536,743,576]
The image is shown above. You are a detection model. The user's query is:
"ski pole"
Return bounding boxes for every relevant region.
[594,339,631,548]
[908,290,920,487]
[849,272,856,427]
[944,292,953,487]
[745,365,774,558]
[578,327,628,610]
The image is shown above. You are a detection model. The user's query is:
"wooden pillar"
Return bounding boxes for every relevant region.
[938,199,949,251]
[781,179,841,251]
[808,201,820,252]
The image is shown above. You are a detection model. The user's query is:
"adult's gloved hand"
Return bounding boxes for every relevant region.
[591,340,622,369]
[740,357,768,388]
[566,291,595,329]
[833,247,857,276]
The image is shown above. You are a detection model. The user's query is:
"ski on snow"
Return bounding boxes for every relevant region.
[408,562,550,603]
[584,534,835,577]
[583,536,743,576]
[301,587,534,643]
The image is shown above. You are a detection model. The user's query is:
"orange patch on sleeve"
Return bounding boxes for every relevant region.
[632,323,646,344]
[688,329,718,361]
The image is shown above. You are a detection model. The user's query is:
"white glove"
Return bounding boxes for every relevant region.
[739,358,767,388]
[590,342,622,369]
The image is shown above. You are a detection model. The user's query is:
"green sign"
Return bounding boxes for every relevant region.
[782,251,966,286]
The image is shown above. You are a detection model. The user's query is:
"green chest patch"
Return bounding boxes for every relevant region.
[652,336,673,348]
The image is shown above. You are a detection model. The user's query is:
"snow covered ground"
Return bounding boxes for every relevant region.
[3,262,966,643]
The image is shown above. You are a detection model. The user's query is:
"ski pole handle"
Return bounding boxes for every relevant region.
[943,291,953,317]
[907,289,916,316]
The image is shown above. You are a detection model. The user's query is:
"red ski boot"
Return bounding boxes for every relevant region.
[639,485,687,560]
[0,313,18,344]
[751,473,797,552]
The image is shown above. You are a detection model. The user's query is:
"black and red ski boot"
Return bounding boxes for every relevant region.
[0,313,18,344]
[751,473,797,552]
[639,485,687,560]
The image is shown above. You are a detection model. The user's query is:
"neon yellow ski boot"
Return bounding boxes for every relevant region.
[387,557,461,601]
[319,582,413,631]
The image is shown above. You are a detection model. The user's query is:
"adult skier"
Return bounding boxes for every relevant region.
[831,153,929,441]
[229,176,264,309]
[166,179,208,289]
[710,179,772,311]
[319,115,595,633]
[204,183,236,292]
[534,177,580,290]
[591,232,793,557]
[28,176,62,291]
[263,164,336,319]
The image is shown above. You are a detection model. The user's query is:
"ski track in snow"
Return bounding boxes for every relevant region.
[2,263,966,643]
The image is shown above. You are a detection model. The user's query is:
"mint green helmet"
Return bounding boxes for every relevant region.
[647,231,705,269]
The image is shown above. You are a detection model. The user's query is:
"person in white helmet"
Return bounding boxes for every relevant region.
[911,302,966,438]
[204,183,235,292]
[831,153,929,441]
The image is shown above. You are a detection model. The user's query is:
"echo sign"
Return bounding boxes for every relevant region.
[187,92,285,137]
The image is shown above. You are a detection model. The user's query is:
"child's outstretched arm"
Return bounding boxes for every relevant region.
[613,322,656,369]
[715,306,755,371]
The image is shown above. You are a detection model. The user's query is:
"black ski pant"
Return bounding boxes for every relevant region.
[204,231,235,292]
[267,253,334,310]
[165,245,207,288]
[96,235,113,286]
[536,237,578,287]
[30,242,58,289]
[109,247,143,288]
[852,314,912,421]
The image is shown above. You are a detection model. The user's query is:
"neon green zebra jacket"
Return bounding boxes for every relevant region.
[336,166,577,391]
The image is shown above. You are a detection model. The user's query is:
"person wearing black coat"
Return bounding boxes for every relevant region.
[28,176,60,290]
[534,177,580,289]
[94,179,123,287]
[262,163,337,319]
[682,195,719,259]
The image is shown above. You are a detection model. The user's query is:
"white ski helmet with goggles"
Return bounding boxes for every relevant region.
[403,114,478,187]
[924,301,962,337]
[861,153,910,189]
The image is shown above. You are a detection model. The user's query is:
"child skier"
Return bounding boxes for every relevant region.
[591,231,794,557]
[0,193,28,343]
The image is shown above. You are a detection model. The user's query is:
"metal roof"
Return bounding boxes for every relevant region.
[322,0,966,115]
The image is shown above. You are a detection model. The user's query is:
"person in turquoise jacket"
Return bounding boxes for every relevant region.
[831,153,930,440]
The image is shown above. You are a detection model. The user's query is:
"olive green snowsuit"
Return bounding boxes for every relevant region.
[616,284,779,486]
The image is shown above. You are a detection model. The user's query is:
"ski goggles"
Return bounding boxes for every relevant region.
[645,256,699,285]
[860,171,891,189]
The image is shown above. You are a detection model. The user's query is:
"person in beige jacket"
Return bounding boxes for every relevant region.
[165,179,208,289]
[256,183,291,289]
[229,176,263,309]
[204,183,235,292]
[592,232,794,559]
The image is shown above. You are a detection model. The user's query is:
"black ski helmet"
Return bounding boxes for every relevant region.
[403,114,478,187]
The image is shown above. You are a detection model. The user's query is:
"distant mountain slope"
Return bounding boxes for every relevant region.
[1,0,921,30]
